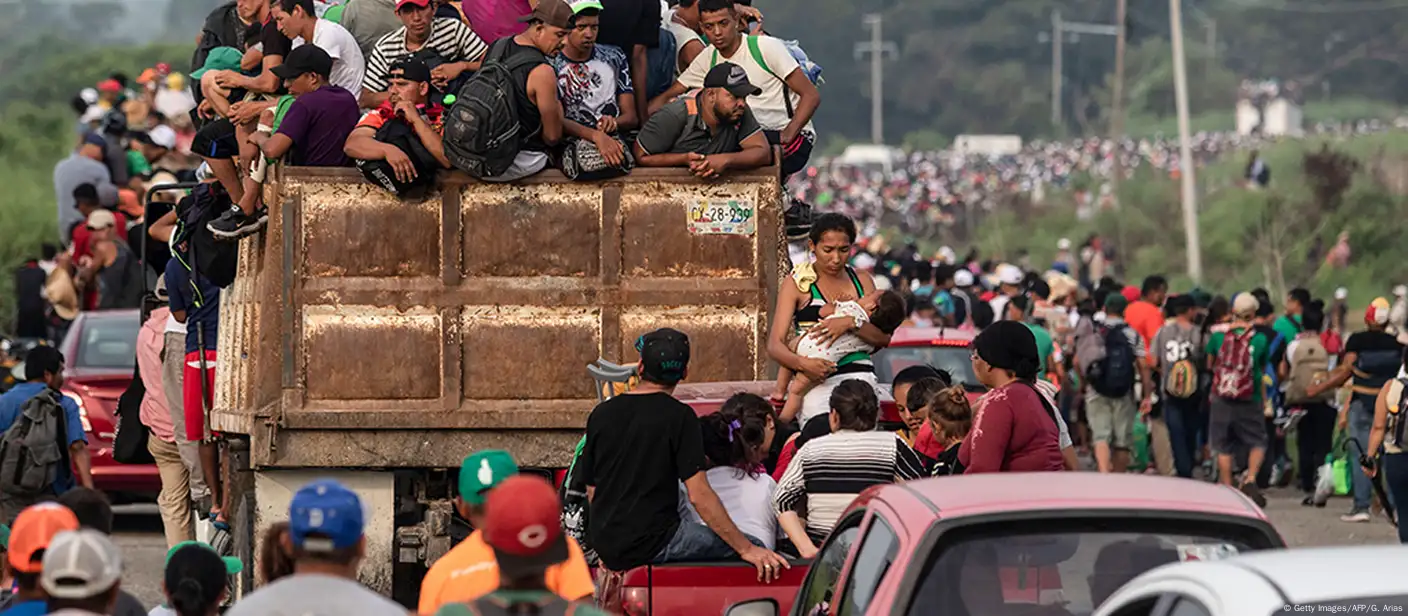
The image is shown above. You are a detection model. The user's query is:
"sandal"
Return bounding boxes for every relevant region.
[210,509,231,532]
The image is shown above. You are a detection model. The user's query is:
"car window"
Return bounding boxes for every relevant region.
[904,528,1257,616]
[794,522,860,616]
[77,314,139,369]
[873,346,978,388]
[838,517,898,616]
[1165,597,1211,616]
[1106,596,1159,616]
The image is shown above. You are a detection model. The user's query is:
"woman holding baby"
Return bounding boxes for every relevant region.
[767,213,900,435]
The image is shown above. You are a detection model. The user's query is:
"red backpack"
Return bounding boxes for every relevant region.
[1213,328,1256,401]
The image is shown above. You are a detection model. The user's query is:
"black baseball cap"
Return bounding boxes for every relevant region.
[272,45,334,80]
[389,58,432,84]
[635,328,690,384]
[704,62,761,98]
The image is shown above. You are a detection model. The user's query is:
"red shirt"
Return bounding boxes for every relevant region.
[959,382,1065,474]
[70,213,129,310]
[1125,299,1164,354]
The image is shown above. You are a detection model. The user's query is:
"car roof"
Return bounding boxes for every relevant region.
[900,473,1266,519]
[1227,545,1408,603]
[888,327,975,347]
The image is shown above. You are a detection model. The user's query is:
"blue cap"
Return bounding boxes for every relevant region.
[82,132,108,149]
[288,480,364,552]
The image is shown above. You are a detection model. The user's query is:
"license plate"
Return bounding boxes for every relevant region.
[687,199,755,235]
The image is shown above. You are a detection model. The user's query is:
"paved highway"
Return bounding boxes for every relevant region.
[110,487,1401,610]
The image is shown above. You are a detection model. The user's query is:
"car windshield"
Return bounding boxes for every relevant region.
[74,313,139,370]
[906,529,1258,616]
[874,346,979,388]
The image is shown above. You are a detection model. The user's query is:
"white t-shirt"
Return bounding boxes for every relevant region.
[706,466,778,549]
[678,35,814,135]
[294,19,367,99]
[664,10,705,73]
[164,314,187,335]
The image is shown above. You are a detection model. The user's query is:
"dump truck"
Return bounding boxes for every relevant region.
[211,163,787,604]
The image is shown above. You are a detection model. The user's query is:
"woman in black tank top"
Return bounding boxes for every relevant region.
[766,213,892,396]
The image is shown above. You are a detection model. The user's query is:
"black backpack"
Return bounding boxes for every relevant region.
[1090,324,1137,397]
[174,183,238,288]
[356,114,442,198]
[443,38,545,179]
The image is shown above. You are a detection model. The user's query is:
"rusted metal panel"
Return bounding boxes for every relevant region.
[218,165,784,468]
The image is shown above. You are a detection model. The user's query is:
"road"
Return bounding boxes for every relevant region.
[110,486,1401,609]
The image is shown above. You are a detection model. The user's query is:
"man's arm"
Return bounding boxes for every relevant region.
[629,44,650,123]
[778,69,819,144]
[221,52,286,94]
[648,81,689,116]
[406,113,451,168]
[343,126,389,160]
[360,47,393,108]
[633,108,693,167]
[65,400,93,488]
[147,210,178,244]
[616,92,639,131]
[252,131,295,160]
[528,65,564,146]
[677,39,705,71]
[682,471,757,555]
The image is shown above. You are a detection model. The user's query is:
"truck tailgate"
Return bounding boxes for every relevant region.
[622,561,809,616]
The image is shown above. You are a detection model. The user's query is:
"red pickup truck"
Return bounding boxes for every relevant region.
[616,473,1283,616]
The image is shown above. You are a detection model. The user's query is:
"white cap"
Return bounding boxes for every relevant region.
[1057,238,1072,250]
[953,270,975,287]
[86,209,117,230]
[1233,293,1260,318]
[996,263,1024,286]
[147,124,177,149]
[1335,287,1349,300]
[852,253,877,271]
[79,105,106,125]
[1395,285,1407,298]
[41,529,122,600]
[79,88,99,105]
[938,246,956,263]
[872,276,892,291]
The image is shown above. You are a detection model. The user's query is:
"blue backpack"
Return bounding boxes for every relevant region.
[1091,324,1137,397]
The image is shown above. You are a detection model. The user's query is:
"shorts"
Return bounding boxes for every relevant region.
[1208,396,1267,453]
[482,151,549,183]
[764,130,816,179]
[191,118,239,160]
[1085,392,1136,449]
[182,350,217,442]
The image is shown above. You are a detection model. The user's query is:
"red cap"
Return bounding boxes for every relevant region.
[97,79,122,93]
[481,476,569,578]
[1121,286,1140,303]
[395,0,432,9]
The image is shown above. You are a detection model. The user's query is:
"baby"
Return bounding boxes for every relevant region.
[777,290,907,422]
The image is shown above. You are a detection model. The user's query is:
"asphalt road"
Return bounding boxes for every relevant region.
[109,486,1403,611]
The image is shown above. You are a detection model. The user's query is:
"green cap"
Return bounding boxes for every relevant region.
[569,0,604,12]
[191,47,245,80]
[0,523,9,550]
[459,449,519,506]
[1104,293,1128,313]
[166,540,243,574]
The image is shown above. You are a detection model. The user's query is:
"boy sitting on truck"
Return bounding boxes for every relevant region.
[776,290,905,424]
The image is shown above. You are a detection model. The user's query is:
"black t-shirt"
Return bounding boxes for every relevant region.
[261,16,292,59]
[596,0,662,50]
[1345,330,1403,396]
[578,391,706,571]
[1256,324,1288,367]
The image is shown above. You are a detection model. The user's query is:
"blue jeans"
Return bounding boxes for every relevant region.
[1348,396,1376,511]
[1382,453,1408,543]
[1164,395,1205,479]
[651,521,764,564]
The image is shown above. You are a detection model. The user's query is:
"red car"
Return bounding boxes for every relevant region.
[721,473,1286,616]
[58,309,161,500]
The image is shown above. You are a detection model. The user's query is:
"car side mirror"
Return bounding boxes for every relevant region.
[725,598,780,616]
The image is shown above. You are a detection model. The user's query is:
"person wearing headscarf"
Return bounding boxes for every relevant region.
[960,321,1067,473]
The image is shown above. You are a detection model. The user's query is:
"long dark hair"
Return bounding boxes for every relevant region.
[830,379,880,431]
[1204,295,1230,335]
[701,393,776,478]
[165,544,226,616]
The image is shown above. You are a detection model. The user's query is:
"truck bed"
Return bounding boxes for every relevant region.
[620,559,810,616]
[210,165,787,469]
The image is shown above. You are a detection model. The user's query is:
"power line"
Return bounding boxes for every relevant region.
[1220,0,1408,12]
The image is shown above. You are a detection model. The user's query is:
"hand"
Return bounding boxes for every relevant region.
[197,99,214,119]
[592,131,625,167]
[393,100,420,121]
[795,357,836,383]
[384,146,417,183]
[1363,464,1377,479]
[431,63,466,88]
[1338,410,1349,431]
[688,153,728,179]
[228,101,260,124]
[740,545,789,583]
[736,5,764,31]
[77,256,94,270]
[596,115,618,134]
[1139,397,1152,416]
[780,126,799,148]
[808,318,854,348]
[211,70,240,90]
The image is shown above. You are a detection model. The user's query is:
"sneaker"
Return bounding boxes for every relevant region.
[208,205,269,239]
[1239,482,1267,507]
[1341,510,1371,523]
[1301,495,1315,507]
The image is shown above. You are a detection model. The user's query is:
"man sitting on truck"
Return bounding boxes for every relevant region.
[344,58,452,192]
[418,450,595,613]
[633,62,770,178]
[577,328,789,584]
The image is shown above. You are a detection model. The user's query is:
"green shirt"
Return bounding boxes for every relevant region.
[1272,314,1302,345]
[434,591,611,616]
[1023,321,1056,380]
[126,149,151,177]
[1205,327,1272,404]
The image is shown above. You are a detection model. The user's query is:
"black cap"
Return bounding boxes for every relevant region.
[635,328,690,384]
[272,45,335,80]
[703,62,761,98]
[389,58,432,83]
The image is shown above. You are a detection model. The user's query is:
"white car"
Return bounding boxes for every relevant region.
[1095,545,1408,616]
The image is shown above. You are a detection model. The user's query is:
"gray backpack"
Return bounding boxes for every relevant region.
[0,389,69,496]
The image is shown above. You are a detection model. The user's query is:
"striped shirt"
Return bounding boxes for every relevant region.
[362,18,488,93]
[774,430,926,543]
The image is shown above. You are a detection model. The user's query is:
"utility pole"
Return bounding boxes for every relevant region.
[1051,11,1063,129]
[1171,0,1202,283]
[854,15,898,145]
[1110,0,1128,274]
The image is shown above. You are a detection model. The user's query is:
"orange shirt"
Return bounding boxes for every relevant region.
[417,530,595,614]
[1124,300,1164,354]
